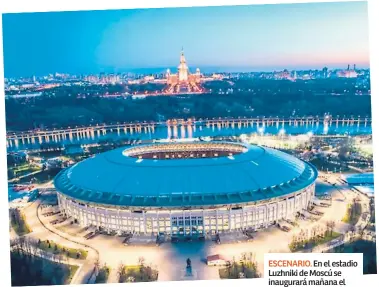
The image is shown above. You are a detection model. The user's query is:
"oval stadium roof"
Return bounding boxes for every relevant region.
[54,142,318,208]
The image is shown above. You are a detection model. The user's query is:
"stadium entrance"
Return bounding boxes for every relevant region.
[171,215,205,238]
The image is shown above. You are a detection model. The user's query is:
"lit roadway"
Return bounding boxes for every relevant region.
[15,173,365,282]
[8,169,43,183]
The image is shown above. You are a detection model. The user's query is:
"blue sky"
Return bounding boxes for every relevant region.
[2,1,370,77]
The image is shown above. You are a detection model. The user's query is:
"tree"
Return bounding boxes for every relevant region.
[94,258,100,276]
[326,221,336,236]
[227,261,232,276]
[311,226,317,243]
[348,225,356,242]
[241,252,247,273]
[138,256,145,267]
[138,257,146,280]
[145,263,154,280]
[231,257,238,278]
[330,221,336,236]
[117,262,126,283]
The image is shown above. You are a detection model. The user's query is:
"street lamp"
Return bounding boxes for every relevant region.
[279,128,285,148]
[258,127,264,137]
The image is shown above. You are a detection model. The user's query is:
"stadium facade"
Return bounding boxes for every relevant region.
[54,142,317,237]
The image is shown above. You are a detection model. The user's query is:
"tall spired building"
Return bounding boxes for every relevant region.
[178,49,189,82]
[165,49,203,94]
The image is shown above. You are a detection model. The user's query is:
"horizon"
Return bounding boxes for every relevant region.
[3,1,370,78]
[5,64,371,79]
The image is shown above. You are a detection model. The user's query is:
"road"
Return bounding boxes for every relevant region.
[9,169,43,183]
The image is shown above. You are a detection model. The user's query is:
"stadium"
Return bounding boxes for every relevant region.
[54,141,318,238]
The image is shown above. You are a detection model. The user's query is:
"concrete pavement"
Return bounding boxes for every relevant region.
[107,267,119,283]
[20,191,98,285]
[10,175,364,283]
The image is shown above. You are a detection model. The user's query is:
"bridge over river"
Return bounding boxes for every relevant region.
[6,116,372,151]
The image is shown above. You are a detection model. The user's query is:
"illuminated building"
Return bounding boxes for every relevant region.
[54,141,317,237]
[124,49,220,94]
[274,69,291,80]
[165,49,204,94]
[337,64,358,78]
[178,51,189,82]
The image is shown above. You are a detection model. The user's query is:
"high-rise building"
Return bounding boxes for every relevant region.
[322,67,328,78]
[178,49,189,82]
[337,64,358,78]
[164,49,204,94]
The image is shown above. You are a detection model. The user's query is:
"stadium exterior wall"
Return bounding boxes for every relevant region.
[57,182,315,237]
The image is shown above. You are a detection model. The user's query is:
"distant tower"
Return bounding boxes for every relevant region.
[178,48,189,82]
[195,68,201,83]
[353,64,356,70]
[166,68,171,84]
[347,64,350,70]
[322,67,328,78]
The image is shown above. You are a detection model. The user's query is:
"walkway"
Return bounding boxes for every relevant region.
[209,177,355,275]
[21,189,98,284]
[107,267,119,283]
[9,169,43,183]
[10,175,364,282]
[305,174,372,253]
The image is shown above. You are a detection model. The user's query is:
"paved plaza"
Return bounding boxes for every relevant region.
[11,173,369,283]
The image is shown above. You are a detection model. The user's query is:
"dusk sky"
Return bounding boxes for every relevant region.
[2,1,370,77]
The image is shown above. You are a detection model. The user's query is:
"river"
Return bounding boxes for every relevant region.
[7,122,372,151]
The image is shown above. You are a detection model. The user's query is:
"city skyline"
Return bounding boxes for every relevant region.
[3,1,370,77]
